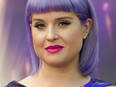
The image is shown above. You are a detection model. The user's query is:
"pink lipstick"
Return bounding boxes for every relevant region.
[45,45,64,53]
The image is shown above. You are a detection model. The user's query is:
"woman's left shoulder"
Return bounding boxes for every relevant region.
[106,86,116,87]
[95,79,116,87]
[107,84,116,87]
[84,77,116,87]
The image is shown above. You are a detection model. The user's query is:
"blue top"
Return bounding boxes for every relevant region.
[5,77,116,87]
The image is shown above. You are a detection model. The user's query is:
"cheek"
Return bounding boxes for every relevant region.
[62,28,83,53]
[71,33,82,48]
[63,27,83,43]
[32,31,45,55]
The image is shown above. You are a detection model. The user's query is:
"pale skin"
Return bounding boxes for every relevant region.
[19,11,114,87]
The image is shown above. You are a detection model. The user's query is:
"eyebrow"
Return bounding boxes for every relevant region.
[32,16,73,22]
[56,16,73,20]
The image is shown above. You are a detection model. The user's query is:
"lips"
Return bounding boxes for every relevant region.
[45,45,64,53]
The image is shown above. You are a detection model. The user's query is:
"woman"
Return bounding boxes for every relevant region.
[5,0,116,87]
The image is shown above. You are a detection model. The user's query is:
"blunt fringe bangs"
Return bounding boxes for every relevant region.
[25,0,99,76]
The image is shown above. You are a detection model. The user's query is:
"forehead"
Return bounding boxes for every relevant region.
[31,11,78,20]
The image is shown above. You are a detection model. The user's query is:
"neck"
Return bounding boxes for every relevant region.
[32,60,90,87]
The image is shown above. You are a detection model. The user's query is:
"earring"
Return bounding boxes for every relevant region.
[83,36,86,39]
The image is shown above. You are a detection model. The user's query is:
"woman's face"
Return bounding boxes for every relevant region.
[31,11,91,67]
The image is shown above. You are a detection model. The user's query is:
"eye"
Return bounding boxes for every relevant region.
[58,21,71,28]
[34,23,46,29]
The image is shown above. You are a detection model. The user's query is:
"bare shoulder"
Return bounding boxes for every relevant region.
[19,76,32,86]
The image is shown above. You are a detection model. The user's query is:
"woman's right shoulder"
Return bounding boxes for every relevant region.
[5,81,26,87]
[19,76,32,86]
[5,76,31,87]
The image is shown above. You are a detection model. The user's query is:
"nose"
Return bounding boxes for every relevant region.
[46,28,59,42]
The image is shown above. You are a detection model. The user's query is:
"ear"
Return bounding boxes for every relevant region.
[82,18,93,39]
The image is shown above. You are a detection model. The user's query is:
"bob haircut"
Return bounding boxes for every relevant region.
[25,0,99,76]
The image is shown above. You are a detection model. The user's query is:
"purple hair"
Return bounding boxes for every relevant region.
[25,0,99,76]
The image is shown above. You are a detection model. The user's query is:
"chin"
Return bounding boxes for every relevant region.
[42,58,70,67]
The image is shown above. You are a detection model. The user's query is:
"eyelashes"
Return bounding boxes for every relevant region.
[34,23,45,29]
[33,21,72,30]
[58,21,71,28]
